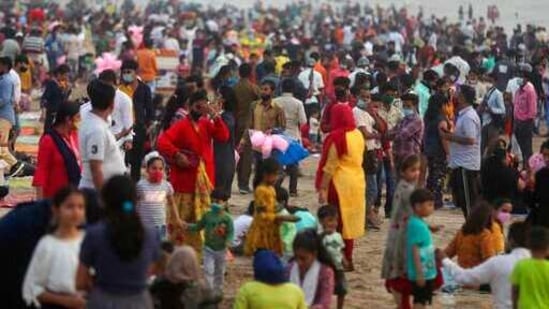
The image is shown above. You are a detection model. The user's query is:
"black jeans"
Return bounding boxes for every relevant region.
[450,167,480,218]
[514,119,534,166]
[278,164,299,194]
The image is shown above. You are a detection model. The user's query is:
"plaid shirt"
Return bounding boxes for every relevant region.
[389,114,424,163]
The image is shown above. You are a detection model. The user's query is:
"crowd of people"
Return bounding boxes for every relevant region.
[1,0,549,308]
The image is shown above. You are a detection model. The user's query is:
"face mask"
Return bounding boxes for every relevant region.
[149,170,163,183]
[211,203,223,214]
[122,73,134,83]
[190,109,202,121]
[402,107,415,117]
[261,94,271,101]
[497,211,511,224]
[356,99,369,109]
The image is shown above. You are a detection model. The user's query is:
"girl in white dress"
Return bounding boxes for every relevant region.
[22,187,86,309]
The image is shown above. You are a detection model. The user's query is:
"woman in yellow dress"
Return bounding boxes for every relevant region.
[317,103,366,270]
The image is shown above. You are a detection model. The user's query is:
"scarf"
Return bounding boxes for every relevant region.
[253,250,287,284]
[315,103,356,189]
[47,129,81,187]
[289,260,321,306]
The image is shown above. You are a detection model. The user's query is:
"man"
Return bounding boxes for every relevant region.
[136,38,158,95]
[349,56,370,88]
[234,63,260,194]
[119,60,154,182]
[260,61,280,91]
[6,57,21,154]
[298,58,324,118]
[273,79,306,196]
[0,34,20,62]
[278,61,307,102]
[441,84,481,217]
[478,72,506,155]
[512,64,537,165]
[440,221,530,309]
[415,69,438,118]
[79,79,126,191]
[320,76,351,133]
[41,64,71,130]
[239,80,286,167]
[0,57,18,175]
[157,90,229,252]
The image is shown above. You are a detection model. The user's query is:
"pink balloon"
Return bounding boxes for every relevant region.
[250,130,266,149]
[261,136,273,159]
[94,52,122,75]
[128,25,144,48]
[271,135,289,152]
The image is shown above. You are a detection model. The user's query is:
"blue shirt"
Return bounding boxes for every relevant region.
[406,215,436,281]
[0,73,15,124]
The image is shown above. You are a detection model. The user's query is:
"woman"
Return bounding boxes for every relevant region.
[423,93,451,208]
[214,86,236,200]
[76,176,160,309]
[161,86,189,131]
[33,101,81,199]
[317,103,366,270]
[235,250,306,309]
[41,64,71,130]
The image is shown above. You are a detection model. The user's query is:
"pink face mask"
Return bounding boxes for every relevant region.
[497,211,511,224]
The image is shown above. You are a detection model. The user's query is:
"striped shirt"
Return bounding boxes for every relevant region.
[22,36,45,54]
[136,179,174,227]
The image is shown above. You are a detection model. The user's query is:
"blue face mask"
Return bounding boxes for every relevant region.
[122,73,134,83]
[402,107,415,117]
[211,203,223,214]
[356,99,369,110]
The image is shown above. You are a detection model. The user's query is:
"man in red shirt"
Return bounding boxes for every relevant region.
[157,90,229,252]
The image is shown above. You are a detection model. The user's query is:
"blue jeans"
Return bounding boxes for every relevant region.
[376,158,396,217]
[203,246,226,292]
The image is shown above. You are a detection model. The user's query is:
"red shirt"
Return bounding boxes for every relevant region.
[157,116,229,193]
[32,131,80,198]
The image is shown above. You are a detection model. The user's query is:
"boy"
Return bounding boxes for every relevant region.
[276,187,298,263]
[406,189,436,308]
[186,191,234,293]
[318,204,347,309]
[511,226,549,309]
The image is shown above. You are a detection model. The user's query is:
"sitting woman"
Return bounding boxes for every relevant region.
[288,230,335,309]
[491,199,513,254]
[234,250,306,309]
[444,202,497,269]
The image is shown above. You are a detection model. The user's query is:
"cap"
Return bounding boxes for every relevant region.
[357,56,370,67]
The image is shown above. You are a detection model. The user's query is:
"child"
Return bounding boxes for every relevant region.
[186,191,234,293]
[444,202,497,268]
[23,187,86,308]
[381,154,421,309]
[230,201,254,255]
[245,158,297,256]
[309,109,321,149]
[276,187,298,262]
[289,230,335,309]
[136,152,180,241]
[406,189,437,308]
[318,205,348,309]
[511,226,549,309]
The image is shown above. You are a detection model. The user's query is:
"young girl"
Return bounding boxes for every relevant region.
[23,187,86,309]
[244,158,297,256]
[136,152,181,241]
[77,176,161,309]
[491,199,513,254]
[289,230,335,309]
[381,155,421,309]
[444,202,497,269]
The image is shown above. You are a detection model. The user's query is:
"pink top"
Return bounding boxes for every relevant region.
[513,83,538,121]
[287,262,335,309]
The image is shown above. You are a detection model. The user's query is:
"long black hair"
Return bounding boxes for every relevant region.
[49,186,85,232]
[218,86,236,113]
[161,86,189,130]
[424,92,447,123]
[461,201,494,235]
[102,175,144,262]
[292,229,336,271]
[253,158,280,189]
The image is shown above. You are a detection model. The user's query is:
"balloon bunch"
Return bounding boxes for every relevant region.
[249,130,289,159]
[94,52,122,75]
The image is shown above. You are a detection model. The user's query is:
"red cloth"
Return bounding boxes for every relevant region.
[315,103,356,188]
[32,132,80,199]
[157,116,229,193]
[385,278,412,309]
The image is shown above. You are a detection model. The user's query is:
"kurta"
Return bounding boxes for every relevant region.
[214,111,236,198]
[322,130,366,239]
[157,116,229,193]
[244,184,282,256]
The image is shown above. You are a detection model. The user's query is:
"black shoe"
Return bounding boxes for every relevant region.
[6,162,25,178]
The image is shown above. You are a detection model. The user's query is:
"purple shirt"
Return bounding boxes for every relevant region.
[80,221,160,294]
[390,114,424,163]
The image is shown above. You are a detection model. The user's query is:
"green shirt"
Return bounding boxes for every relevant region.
[189,211,234,251]
[279,209,297,257]
[510,258,549,309]
[234,281,306,309]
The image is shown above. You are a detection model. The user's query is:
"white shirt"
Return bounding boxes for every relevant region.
[163,37,180,52]
[309,117,320,135]
[79,112,126,189]
[505,77,521,101]
[443,248,531,309]
[8,69,21,105]
[273,93,307,140]
[298,68,324,104]
[22,234,84,307]
[232,215,253,247]
[353,107,380,150]
[111,89,134,142]
[349,68,369,88]
[449,106,482,171]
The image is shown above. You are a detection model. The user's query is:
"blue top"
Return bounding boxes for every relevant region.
[0,73,15,124]
[294,210,317,232]
[406,215,436,281]
[423,114,445,158]
[80,221,160,294]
